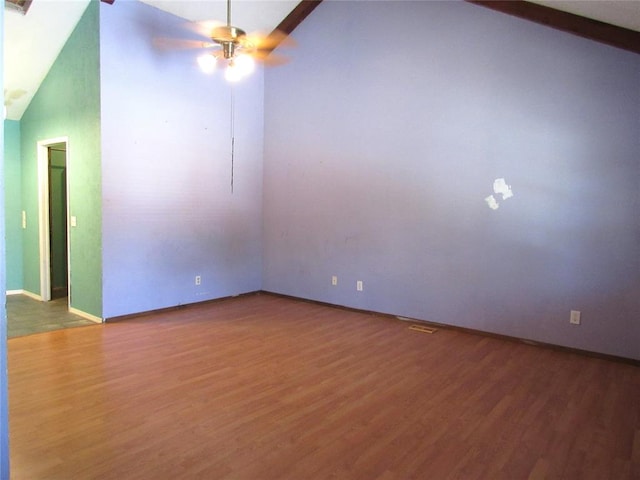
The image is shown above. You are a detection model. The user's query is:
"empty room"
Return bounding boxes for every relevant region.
[1,0,639,478]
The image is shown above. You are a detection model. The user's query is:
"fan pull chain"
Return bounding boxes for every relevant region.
[230,86,235,193]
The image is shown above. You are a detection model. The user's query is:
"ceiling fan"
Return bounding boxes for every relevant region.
[156,0,292,82]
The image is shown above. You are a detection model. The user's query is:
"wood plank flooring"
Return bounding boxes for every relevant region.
[8,293,640,479]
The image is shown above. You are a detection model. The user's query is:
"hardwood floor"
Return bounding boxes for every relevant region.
[8,293,640,479]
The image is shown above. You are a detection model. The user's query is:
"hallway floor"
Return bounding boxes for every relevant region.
[6,294,98,338]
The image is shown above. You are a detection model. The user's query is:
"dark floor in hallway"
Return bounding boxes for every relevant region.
[6,294,98,338]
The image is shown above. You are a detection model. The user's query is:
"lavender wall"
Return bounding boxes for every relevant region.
[263,1,640,359]
[100,1,264,318]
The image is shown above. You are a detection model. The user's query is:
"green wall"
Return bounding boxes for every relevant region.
[4,120,22,291]
[20,1,102,318]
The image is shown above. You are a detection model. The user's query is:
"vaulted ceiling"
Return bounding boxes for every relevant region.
[3,0,306,120]
[4,0,640,121]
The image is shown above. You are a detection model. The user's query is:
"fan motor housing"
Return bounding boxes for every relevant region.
[211,25,247,59]
[211,25,246,44]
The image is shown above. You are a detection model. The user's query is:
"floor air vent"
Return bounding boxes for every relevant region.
[408,325,438,334]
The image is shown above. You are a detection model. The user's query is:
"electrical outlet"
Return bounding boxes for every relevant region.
[570,310,581,325]
[356,280,363,291]
[195,275,201,286]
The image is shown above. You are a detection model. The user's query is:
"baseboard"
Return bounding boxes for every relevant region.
[104,291,261,323]
[260,291,640,367]
[68,307,103,324]
[6,289,24,296]
[97,288,638,366]
[18,290,42,301]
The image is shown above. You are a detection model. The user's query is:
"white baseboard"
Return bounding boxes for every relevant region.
[6,289,24,296]
[69,307,103,324]
[18,290,42,301]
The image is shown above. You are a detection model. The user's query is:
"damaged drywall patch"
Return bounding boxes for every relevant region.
[485,178,514,210]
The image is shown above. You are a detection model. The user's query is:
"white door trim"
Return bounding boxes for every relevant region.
[37,136,69,303]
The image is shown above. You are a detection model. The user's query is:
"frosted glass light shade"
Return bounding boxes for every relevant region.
[234,54,255,77]
[197,53,217,74]
[225,62,243,82]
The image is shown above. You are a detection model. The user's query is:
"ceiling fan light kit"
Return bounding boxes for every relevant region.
[194,0,266,82]
[198,51,256,82]
[156,0,292,82]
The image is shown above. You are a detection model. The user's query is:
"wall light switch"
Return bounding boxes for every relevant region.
[570,310,581,325]
[331,276,338,286]
[356,280,363,291]
[21,211,26,229]
[70,216,77,227]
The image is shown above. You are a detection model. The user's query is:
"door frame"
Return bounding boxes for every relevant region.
[37,136,70,303]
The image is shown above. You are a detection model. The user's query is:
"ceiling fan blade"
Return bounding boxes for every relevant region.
[153,37,216,51]
[244,29,296,51]
[252,51,290,67]
[183,19,226,40]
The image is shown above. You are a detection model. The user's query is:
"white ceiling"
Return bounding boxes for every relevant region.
[532,1,640,32]
[4,0,91,120]
[139,0,300,30]
[4,0,640,121]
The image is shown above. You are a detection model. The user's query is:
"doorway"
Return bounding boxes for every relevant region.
[48,144,68,300]
[37,137,70,304]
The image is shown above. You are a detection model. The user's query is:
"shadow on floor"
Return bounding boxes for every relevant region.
[6,294,99,338]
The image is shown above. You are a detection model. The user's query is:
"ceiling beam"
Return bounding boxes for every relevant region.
[275,0,323,36]
[264,0,323,54]
[467,1,640,55]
